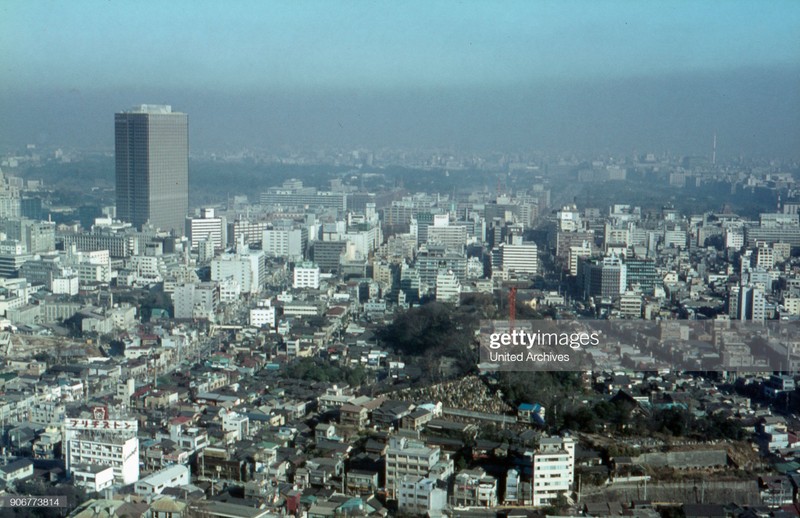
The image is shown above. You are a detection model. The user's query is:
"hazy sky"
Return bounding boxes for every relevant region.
[2,1,799,157]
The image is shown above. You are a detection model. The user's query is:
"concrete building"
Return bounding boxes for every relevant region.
[186,208,225,251]
[557,205,582,232]
[221,409,249,443]
[249,299,275,328]
[0,459,34,484]
[764,375,795,399]
[71,464,115,492]
[0,170,21,219]
[427,224,468,253]
[397,476,447,516]
[312,240,347,274]
[453,468,498,508]
[568,240,592,276]
[505,468,521,504]
[65,416,140,485]
[663,228,687,249]
[173,282,219,321]
[230,219,269,247]
[385,436,441,495]
[618,291,643,318]
[758,417,789,452]
[115,105,188,235]
[415,245,467,286]
[260,184,346,210]
[755,242,775,269]
[263,228,305,261]
[583,255,627,300]
[435,269,461,304]
[745,225,800,247]
[60,228,140,258]
[293,262,321,289]
[532,435,575,507]
[211,248,265,295]
[624,257,659,295]
[135,464,191,497]
[3,219,56,254]
[726,228,745,249]
[729,284,766,321]
[501,241,539,275]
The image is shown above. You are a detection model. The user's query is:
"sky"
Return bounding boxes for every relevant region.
[1,0,799,157]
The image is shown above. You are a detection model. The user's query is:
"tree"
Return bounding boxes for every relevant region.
[497,371,583,409]
[282,357,369,387]
[561,406,597,433]
[377,302,480,381]
[62,314,85,338]
[651,407,692,436]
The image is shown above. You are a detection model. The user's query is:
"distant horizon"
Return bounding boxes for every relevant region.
[2,64,799,161]
[2,1,798,159]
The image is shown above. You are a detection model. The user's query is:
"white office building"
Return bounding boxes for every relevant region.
[427,225,468,253]
[186,208,225,251]
[663,229,687,249]
[211,247,265,295]
[435,269,461,304]
[65,417,140,485]
[532,435,575,507]
[249,299,276,328]
[756,242,775,269]
[501,242,539,275]
[263,228,304,260]
[293,262,321,289]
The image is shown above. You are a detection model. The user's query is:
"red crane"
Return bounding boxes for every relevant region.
[509,286,517,329]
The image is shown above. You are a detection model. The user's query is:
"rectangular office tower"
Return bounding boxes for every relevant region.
[115,104,188,235]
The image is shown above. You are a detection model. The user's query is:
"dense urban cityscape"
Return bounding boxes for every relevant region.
[3,0,800,517]
[0,99,798,518]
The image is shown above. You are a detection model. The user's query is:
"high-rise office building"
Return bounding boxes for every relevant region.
[115,105,188,235]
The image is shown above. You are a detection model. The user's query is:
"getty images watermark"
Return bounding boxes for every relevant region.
[479,319,800,372]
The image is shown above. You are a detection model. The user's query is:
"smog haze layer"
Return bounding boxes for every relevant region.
[1,1,798,158]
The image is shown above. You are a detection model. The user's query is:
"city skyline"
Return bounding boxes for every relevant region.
[2,4,800,514]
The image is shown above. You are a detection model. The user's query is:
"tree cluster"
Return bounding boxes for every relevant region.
[561,401,746,441]
[283,357,368,387]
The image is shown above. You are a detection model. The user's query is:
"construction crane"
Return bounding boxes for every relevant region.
[509,286,517,330]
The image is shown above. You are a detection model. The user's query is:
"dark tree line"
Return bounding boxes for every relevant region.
[561,401,746,441]
[283,357,368,387]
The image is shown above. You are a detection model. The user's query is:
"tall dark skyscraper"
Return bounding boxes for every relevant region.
[115,104,188,235]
